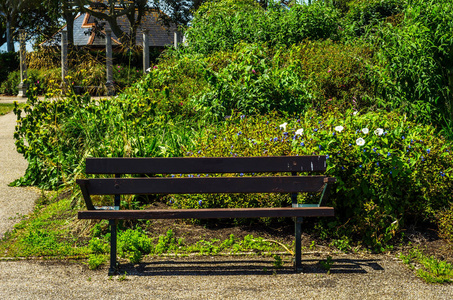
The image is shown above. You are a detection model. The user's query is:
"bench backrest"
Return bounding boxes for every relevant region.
[77,156,334,210]
[83,156,327,174]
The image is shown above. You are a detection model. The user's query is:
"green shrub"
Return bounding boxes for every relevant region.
[0,51,19,84]
[151,41,373,119]
[0,69,48,95]
[182,110,453,250]
[87,254,107,270]
[117,227,154,263]
[12,88,197,188]
[344,0,405,38]
[185,0,340,54]
[371,0,453,129]
[1,64,141,96]
[0,70,20,95]
[437,204,453,243]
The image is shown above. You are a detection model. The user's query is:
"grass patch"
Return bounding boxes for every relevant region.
[0,103,16,116]
[399,247,453,284]
[0,191,91,258]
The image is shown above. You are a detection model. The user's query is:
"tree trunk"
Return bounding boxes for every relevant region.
[6,20,14,52]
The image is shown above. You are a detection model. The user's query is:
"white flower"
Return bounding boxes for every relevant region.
[295,128,304,135]
[146,67,151,72]
[356,138,365,146]
[334,126,344,132]
[353,111,359,116]
[362,128,369,134]
[279,122,288,131]
[374,128,384,136]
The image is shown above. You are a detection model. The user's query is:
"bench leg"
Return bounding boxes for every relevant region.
[294,217,303,272]
[108,219,119,275]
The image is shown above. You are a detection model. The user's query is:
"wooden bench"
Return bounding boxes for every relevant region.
[77,156,335,275]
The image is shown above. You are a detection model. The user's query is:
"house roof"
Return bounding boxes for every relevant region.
[41,11,177,47]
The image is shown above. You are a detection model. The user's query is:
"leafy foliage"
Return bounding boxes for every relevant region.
[343,0,405,38]
[400,247,453,283]
[12,87,199,189]
[370,0,453,128]
[437,204,453,244]
[185,0,340,54]
[181,111,453,250]
[0,51,19,83]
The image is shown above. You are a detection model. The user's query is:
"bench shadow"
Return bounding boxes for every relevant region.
[116,258,384,276]
[302,258,385,274]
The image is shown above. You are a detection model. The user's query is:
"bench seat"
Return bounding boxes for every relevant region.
[79,207,335,220]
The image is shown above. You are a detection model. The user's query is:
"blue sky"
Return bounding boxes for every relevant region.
[0,41,34,53]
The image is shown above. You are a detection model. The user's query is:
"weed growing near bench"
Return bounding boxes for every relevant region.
[399,247,453,283]
[88,227,288,265]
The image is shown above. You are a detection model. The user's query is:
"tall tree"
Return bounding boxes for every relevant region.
[152,0,203,27]
[0,13,6,49]
[0,0,61,51]
[0,0,27,52]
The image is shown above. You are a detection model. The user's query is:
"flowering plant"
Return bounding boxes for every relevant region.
[183,109,453,250]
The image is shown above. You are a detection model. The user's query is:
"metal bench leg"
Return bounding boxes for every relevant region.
[294,217,303,272]
[108,219,118,275]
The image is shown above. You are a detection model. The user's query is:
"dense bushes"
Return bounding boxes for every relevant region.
[185,0,340,54]
[343,0,405,38]
[369,0,453,127]
[0,69,52,95]
[0,46,148,95]
[13,85,453,249]
[182,111,453,250]
[130,41,373,119]
[184,0,453,132]
[0,52,19,84]
[438,204,453,244]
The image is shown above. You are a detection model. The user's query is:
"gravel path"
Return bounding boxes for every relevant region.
[0,100,452,299]
[0,111,38,239]
[0,254,452,299]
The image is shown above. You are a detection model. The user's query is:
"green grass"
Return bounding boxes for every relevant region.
[0,103,16,116]
[0,191,91,258]
[399,247,453,283]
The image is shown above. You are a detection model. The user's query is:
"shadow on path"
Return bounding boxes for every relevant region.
[115,257,384,276]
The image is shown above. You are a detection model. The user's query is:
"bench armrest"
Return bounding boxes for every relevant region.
[76,179,95,210]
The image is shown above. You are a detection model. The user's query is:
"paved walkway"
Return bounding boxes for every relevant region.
[0,96,29,103]
[0,111,38,239]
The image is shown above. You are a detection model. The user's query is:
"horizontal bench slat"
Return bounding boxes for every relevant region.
[77,176,335,195]
[84,156,327,174]
[78,207,335,219]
